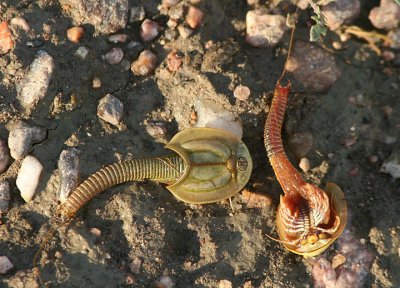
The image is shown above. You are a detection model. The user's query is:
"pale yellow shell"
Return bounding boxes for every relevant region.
[165,127,252,204]
[276,182,347,257]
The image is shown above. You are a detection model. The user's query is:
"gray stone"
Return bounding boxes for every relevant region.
[8,121,46,160]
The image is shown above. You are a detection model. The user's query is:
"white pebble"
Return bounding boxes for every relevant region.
[16,50,54,115]
[58,148,80,203]
[233,85,251,101]
[16,156,43,202]
[0,256,13,274]
[140,19,160,42]
[299,157,310,172]
[74,46,89,60]
[0,181,10,213]
[105,48,124,65]
[8,121,46,160]
[97,94,124,126]
[194,99,243,139]
[381,151,400,179]
[10,16,30,32]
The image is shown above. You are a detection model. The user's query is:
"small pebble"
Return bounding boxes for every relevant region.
[342,136,357,148]
[58,148,80,203]
[97,94,124,126]
[125,274,136,285]
[382,50,395,62]
[247,0,259,5]
[0,21,14,54]
[286,41,341,92]
[10,16,30,32]
[0,139,10,173]
[177,24,193,39]
[167,19,178,28]
[332,41,342,50]
[219,279,233,288]
[16,50,54,114]
[0,181,10,213]
[129,6,145,23]
[105,48,124,65]
[233,85,251,101]
[246,10,287,47]
[167,50,184,71]
[129,257,141,274]
[321,0,360,31]
[165,28,178,41]
[74,46,89,60]
[92,77,102,89]
[54,251,63,259]
[89,227,102,237]
[8,121,46,160]
[381,151,400,179]
[0,256,13,274]
[194,99,243,139]
[349,166,359,176]
[120,59,131,71]
[108,34,128,43]
[26,39,44,48]
[169,4,184,20]
[186,6,204,29]
[140,19,160,42]
[287,131,313,159]
[241,189,272,208]
[299,157,310,172]
[146,122,167,139]
[368,155,378,164]
[131,50,158,76]
[154,276,174,288]
[67,26,84,43]
[16,156,43,202]
[369,0,400,30]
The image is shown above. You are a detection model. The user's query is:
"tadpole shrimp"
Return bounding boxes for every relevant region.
[264,16,347,257]
[34,127,252,285]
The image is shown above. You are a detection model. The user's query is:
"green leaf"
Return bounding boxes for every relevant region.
[310,24,327,42]
[394,0,400,5]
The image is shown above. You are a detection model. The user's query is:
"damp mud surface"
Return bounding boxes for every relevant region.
[1,1,399,287]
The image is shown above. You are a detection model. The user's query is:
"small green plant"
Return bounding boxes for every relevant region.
[307,0,328,42]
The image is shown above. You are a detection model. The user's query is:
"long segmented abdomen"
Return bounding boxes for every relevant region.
[264,82,305,193]
[59,155,185,218]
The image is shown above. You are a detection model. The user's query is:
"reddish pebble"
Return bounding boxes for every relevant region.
[233,85,251,101]
[131,50,158,76]
[129,257,142,274]
[186,6,204,29]
[140,19,160,42]
[54,251,63,259]
[349,166,359,176]
[167,50,184,72]
[67,26,84,43]
[0,21,14,54]
[105,48,124,65]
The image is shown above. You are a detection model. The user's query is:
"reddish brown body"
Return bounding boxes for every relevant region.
[264,82,346,256]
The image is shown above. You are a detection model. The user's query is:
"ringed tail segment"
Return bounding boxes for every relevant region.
[58,156,186,218]
[264,81,305,194]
